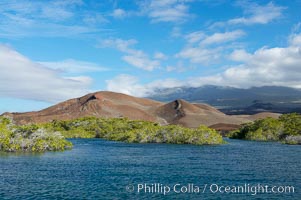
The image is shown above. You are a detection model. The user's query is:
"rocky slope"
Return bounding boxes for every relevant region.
[1,91,281,130]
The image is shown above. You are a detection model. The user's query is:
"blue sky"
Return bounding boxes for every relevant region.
[0,0,301,113]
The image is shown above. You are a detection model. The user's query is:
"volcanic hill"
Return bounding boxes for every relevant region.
[1,91,280,130]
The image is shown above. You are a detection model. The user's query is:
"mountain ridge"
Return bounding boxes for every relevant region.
[148,85,301,114]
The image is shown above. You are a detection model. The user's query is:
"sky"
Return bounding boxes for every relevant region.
[0,0,301,113]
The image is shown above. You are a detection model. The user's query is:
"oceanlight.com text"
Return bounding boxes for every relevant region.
[126,183,295,196]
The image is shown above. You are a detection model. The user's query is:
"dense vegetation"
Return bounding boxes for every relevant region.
[2,112,299,153]
[0,116,224,152]
[0,117,72,152]
[228,113,301,144]
[44,117,224,145]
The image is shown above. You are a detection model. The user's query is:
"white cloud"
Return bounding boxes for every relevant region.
[100,38,138,53]
[106,33,301,96]
[0,0,105,38]
[176,47,221,65]
[165,64,188,72]
[0,22,100,38]
[166,66,177,72]
[0,0,83,21]
[290,33,301,46]
[200,30,245,45]
[211,2,285,28]
[177,30,245,64]
[106,74,150,97]
[100,38,161,71]
[184,31,205,43]
[106,74,183,97]
[154,52,168,60]
[39,59,108,74]
[189,33,301,88]
[41,5,74,21]
[0,44,92,102]
[83,13,108,24]
[231,2,284,25]
[227,47,301,87]
[112,8,127,19]
[122,55,160,71]
[229,49,252,62]
[187,33,301,88]
[171,27,182,37]
[140,0,194,23]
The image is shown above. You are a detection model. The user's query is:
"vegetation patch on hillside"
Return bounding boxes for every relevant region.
[0,116,224,152]
[228,113,301,145]
[44,117,225,145]
[0,117,72,152]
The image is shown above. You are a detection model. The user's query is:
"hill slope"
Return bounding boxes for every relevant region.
[1,91,280,130]
[2,91,163,125]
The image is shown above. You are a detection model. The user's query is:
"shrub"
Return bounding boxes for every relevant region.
[42,117,224,145]
[229,113,301,144]
[0,117,72,152]
[283,135,301,145]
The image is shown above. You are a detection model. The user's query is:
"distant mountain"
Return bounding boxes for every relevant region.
[148,85,301,114]
[1,91,279,131]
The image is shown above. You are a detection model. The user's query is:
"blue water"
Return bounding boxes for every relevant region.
[0,139,300,200]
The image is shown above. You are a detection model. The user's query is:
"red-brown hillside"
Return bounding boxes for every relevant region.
[1,91,280,131]
[3,91,163,125]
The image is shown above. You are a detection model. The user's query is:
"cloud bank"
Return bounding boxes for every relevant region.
[106,33,301,97]
[0,45,92,102]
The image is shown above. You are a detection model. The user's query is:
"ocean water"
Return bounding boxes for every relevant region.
[0,139,300,200]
